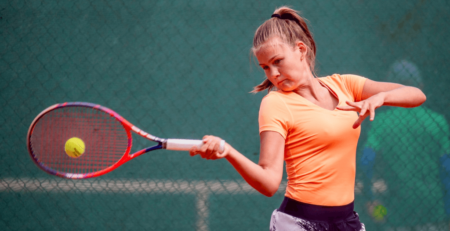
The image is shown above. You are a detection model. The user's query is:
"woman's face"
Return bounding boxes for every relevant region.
[255,36,308,92]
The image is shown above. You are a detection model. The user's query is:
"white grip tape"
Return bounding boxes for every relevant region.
[166,139,203,151]
[166,139,225,152]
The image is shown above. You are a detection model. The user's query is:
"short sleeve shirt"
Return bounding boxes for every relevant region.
[259,74,366,206]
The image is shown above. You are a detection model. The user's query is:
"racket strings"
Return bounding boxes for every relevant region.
[29,106,129,175]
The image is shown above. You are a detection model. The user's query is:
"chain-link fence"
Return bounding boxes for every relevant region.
[1,0,450,230]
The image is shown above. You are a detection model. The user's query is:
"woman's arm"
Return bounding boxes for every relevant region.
[190,131,285,197]
[361,79,426,107]
[337,79,427,128]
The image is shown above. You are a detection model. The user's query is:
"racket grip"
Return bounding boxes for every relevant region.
[166,139,225,152]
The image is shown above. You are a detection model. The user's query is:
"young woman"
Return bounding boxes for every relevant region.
[190,6,426,231]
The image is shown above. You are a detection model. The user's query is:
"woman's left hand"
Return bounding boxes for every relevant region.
[336,93,385,129]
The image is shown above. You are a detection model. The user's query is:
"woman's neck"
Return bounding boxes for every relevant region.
[292,74,325,100]
[293,75,339,110]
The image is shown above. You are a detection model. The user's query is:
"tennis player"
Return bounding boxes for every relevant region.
[190,6,426,231]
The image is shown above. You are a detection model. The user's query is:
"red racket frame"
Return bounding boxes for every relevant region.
[27,102,168,179]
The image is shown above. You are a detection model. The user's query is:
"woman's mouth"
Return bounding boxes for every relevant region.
[277,79,286,85]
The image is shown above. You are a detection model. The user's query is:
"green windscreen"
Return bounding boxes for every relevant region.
[1,0,450,230]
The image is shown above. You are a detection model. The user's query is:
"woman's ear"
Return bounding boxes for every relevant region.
[295,41,307,61]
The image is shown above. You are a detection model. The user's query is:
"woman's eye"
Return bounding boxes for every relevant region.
[273,59,281,64]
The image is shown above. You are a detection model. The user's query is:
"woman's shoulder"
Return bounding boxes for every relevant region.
[318,74,366,84]
[259,91,293,123]
[260,91,294,109]
[319,74,367,92]
[319,74,367,101]
[261,90,289,101]
[260,91,281,106]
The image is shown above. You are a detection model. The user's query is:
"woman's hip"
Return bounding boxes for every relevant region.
[270,197,365,231]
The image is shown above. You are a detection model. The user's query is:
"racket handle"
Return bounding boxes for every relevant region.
[166,139,225,152]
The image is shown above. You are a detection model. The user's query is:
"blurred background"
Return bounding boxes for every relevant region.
[1,0,450,230]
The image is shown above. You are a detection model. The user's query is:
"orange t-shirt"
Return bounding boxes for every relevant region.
[259,74,367,206]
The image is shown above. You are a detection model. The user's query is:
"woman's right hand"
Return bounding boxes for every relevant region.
[189,135,230,160]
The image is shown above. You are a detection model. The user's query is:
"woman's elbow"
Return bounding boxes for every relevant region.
[406,87,426,107]
[417,89,427,106]
[420,92,427,105]
[260,184,281,197]
[262,189,278,197]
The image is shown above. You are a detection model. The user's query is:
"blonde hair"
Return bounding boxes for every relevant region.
[251,6,316,93]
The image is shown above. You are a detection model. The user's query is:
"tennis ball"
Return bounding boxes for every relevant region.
[65,137,85,158]
[372,204,387,221]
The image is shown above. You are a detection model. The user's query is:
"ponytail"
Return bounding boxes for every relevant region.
[250,79,274,93]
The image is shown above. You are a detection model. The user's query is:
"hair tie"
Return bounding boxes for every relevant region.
[271,13,307,32]
[271,14,281,19]
[271,14,296,21]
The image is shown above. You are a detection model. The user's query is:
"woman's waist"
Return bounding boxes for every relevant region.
[278,196,355,221]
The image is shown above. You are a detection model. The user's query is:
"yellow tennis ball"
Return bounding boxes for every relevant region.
[65,137,85,158]
[372,204,387,221]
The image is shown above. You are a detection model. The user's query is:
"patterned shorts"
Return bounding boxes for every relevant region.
[270,209,366,231]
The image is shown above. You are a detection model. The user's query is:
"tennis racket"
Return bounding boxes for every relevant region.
[27,102,224,179]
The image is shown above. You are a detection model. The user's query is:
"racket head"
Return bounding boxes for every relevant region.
[27,102,132,179]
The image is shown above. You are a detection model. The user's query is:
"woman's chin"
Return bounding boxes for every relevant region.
[278,85,294,92]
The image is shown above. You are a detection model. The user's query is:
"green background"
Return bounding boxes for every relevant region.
[1,0,450,230]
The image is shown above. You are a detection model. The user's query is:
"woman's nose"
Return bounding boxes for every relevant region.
[270,68,280,78]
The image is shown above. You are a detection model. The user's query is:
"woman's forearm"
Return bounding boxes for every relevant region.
[381,86,426,107]
[225,146,283,197]
[191,132,285,197]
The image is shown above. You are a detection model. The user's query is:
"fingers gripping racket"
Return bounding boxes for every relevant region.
[27,102,224,179]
